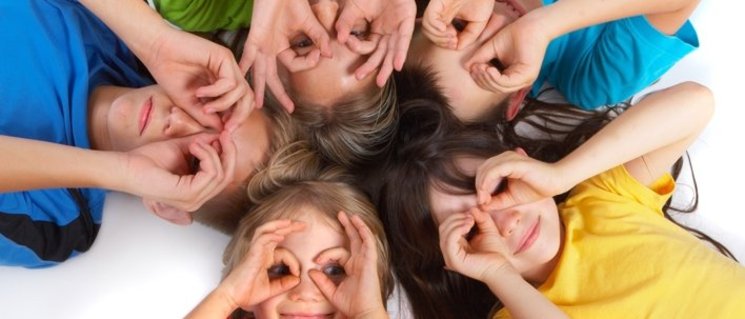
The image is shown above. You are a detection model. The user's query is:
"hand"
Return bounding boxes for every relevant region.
[422,0,494,50]
[120,131,237,222]
[240,0,332,112]
[439,208,513,282]
[475,149,567,210]
[309,212,386,318]
[336,0,416,86]
[144,28,253,132]
[465,13,550,94]
[222,220,306,308]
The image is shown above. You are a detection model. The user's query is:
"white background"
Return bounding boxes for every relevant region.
[1,1,743,318]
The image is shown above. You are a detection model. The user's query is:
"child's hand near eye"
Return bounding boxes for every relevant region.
[475,149,568,210]
[439,208,515,283]
[466,11,551,94]
[121,131,237,222]
[335,0,416,87]
[423,0,494,50]
[309,212,388,319]
[240,0,332,112]
[187,219,305,318]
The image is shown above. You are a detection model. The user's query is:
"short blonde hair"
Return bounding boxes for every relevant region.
[223,141,393,300]
[291,79,398,168]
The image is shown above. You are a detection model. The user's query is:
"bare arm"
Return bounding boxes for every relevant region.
[477,82,714,205]
[556,82,713,187]
[533,0,700,38]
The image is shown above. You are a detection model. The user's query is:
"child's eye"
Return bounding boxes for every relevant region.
[452,18,466,32]
[350,29,368,39]
[291,35,314,49]
[188,155,200,174]
[267,263,291,279]
[322,264,346,284]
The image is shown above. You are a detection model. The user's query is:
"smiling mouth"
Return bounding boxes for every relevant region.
[138,96,153,136]
[514,216,540,255]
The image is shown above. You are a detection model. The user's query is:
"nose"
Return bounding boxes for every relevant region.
[165,107,206,137]
[311,0,339,33]
[288,274,324,302]
[493,210,520,237]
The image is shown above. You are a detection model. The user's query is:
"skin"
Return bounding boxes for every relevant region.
[87,85,270,197]
[279,0,378,108]
[252,208,351,319]
[428,157,561,283]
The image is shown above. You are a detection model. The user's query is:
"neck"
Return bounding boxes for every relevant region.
[88,86,122,151]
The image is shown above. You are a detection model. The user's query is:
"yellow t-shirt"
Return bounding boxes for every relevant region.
[495,166,745,318]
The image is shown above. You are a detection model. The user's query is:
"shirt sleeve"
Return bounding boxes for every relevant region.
[154,0,253,32]
[532,16,698,109]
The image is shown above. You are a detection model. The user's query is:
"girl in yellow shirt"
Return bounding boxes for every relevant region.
[370,75,744,318]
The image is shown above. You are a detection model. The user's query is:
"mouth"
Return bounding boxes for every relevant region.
[514,216,540,255]
[138,96,153,136]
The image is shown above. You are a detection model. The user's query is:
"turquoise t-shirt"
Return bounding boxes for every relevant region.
[531,0,699,109]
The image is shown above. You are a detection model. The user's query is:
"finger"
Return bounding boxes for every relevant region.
[309,269,338,301]
[265,67,295,113]
[354,36,388,80]
[144,199,193,225]
[422,24,457,49]
[277,48,322,72]
[335,6,362,44]
[305,21,333,58]
[457,21,487,50]
[268,275,301,295]
[195,77,237,100]
[376,46,395,87]
[393,18,415,70]
[470,208,498,235]
[349,214,377,260]
[239,42,258,74]
[465,39,499,69]
[251,55,268,109]
[200,82,247,116]
[338,211,362,252]
[223,89,255,132]
[212,131,238,191]
[346,35,379,55]
[492,64,532,92]
[470,64,500,92]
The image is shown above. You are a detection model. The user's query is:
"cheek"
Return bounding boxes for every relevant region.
[253,294,285,318]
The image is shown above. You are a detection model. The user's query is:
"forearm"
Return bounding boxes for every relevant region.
[530,0,698,40]
[186,287,239,319]
[485,269,567,319]
[0,136,120,192]
[555,82,713,187]
[78,0,172,64]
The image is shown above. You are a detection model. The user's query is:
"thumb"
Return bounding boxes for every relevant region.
[309,269,338,300]
[465,37,500,69]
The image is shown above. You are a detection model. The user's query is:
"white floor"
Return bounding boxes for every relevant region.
[1,2,743,318]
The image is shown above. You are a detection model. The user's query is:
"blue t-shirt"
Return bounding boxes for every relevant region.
[0,0,152,267]
[531,0,699,109]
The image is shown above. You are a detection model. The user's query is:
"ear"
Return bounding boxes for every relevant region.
[514,147,527,156]
[142,199,193,225]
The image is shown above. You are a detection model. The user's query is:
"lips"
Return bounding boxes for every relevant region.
[138,96,153,136]
[514,216,540,255]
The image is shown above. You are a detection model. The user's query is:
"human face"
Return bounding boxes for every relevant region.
[407,1,528,122]
[93,85,271,190]
[428,157,561,282]
[279,0,377,107]
[253,208,349,319]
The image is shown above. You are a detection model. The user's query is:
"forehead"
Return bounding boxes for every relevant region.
[279,207,347,256]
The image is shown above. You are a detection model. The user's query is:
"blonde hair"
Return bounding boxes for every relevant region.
[291,79,398,168]
[223,141,393,300]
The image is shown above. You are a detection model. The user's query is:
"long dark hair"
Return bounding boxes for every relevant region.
[364,67,734,319]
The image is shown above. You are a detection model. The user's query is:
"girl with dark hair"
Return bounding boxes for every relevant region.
[367,77,745,318]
